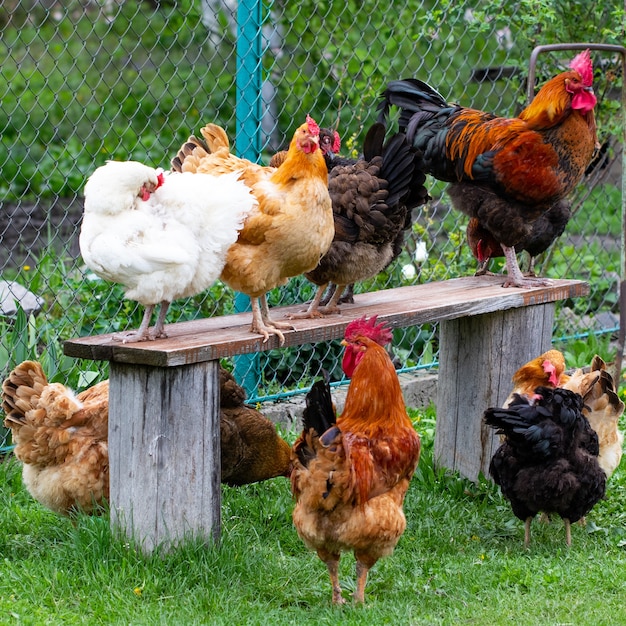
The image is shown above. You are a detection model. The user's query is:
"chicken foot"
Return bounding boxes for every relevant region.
[113,304,155,343]
[289,283,346,319]
[249,295,294,345]
[501,245,552,289]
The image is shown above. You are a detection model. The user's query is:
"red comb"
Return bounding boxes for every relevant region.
[331,130,341,153]
[156,169,165,188]
[344,315,393,346]
[306,114,320,136]
[569,49,593,86]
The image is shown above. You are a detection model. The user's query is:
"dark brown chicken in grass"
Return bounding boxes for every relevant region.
[378,50,598,288]
[289,122,429,318]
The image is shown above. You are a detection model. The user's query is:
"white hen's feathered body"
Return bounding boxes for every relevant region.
[80,160,256,341]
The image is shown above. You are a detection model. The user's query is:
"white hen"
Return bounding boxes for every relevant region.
[80,160,256,342]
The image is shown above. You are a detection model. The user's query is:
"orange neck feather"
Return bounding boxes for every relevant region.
[518,71,579,130]
[270,135,328,185]
[337,340,411,435]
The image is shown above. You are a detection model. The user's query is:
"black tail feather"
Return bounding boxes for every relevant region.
[302,371,336,436]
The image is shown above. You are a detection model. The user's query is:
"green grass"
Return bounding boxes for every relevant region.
[3,408,626,625]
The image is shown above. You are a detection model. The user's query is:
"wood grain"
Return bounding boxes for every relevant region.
[64,276,588,366]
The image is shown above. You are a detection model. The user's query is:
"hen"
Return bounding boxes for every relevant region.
[219,366,292,486]
[378,50,598,287]
[484,386,606,547]
[562,355,624,479]
[80,160,255,342]
[503,349,570,407]
[171,117,334,343]
[289,122,429,318]
[2,360,109,515]
[2,361,292,515]
[290,317,421,604]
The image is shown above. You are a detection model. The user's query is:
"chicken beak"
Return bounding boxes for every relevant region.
[340,339,348,347]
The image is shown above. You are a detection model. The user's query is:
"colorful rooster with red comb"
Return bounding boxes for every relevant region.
[291,316,420,604]
[378,49,598,287]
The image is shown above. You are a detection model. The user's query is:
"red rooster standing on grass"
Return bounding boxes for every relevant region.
[378,49,598,287]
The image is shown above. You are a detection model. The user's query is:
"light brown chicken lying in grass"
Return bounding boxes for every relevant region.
[2,360,109,515]
[2,361,292,516]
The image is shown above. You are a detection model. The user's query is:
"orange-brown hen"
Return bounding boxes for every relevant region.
[2,360,109,515]
[171,116,334,344]
[503,349,570,406]
[378,50,598,287]
[291,317,421,604]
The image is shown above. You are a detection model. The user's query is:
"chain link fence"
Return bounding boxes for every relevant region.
[0,0,624,448]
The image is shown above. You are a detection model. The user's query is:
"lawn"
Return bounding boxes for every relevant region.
[2,407,626,625]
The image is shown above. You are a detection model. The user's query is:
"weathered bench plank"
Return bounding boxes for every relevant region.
[64,275,589,364]
[63,275,589,552]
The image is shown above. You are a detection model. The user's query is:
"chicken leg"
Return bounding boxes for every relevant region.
[113,304,154,343]
[502,245,552,289]
[249,295,294,345]
[318,549,345,605]
[354,554,377,604]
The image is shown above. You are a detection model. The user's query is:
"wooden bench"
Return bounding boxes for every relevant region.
[63,275,588,553]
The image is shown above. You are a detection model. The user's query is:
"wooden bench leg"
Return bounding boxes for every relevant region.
[108,360,221,553]
[434,303,555,482]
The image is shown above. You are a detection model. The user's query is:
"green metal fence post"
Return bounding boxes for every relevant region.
[234,0,264,395]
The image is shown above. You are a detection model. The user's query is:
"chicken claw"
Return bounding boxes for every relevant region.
[250,296,295,345]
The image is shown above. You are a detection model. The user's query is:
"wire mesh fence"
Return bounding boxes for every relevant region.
[0,0,624,449]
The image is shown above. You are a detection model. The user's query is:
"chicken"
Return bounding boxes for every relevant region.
[219,366,292,486]
[467,198,571,277]
[562,355,624,479]
[290,316,421,604]
[378,50,598,288]
[2,361,292,515]
[2,360,109,515]
[484,386,606,547]
[171,116,334,344]
[503,349,570,407]
[288,122,430,318]
[80,160,255,342]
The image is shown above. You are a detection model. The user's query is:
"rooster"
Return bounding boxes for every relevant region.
[290,316,421,604]
[171,116,334,344]
[288,122,429,318]
[378,50,598,288]
[80,161,256,342]
[2,360,109,515]
[2,361,292,515]
[484,386,606,547]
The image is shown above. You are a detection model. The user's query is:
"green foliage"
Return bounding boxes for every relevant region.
[3,401,626,623]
